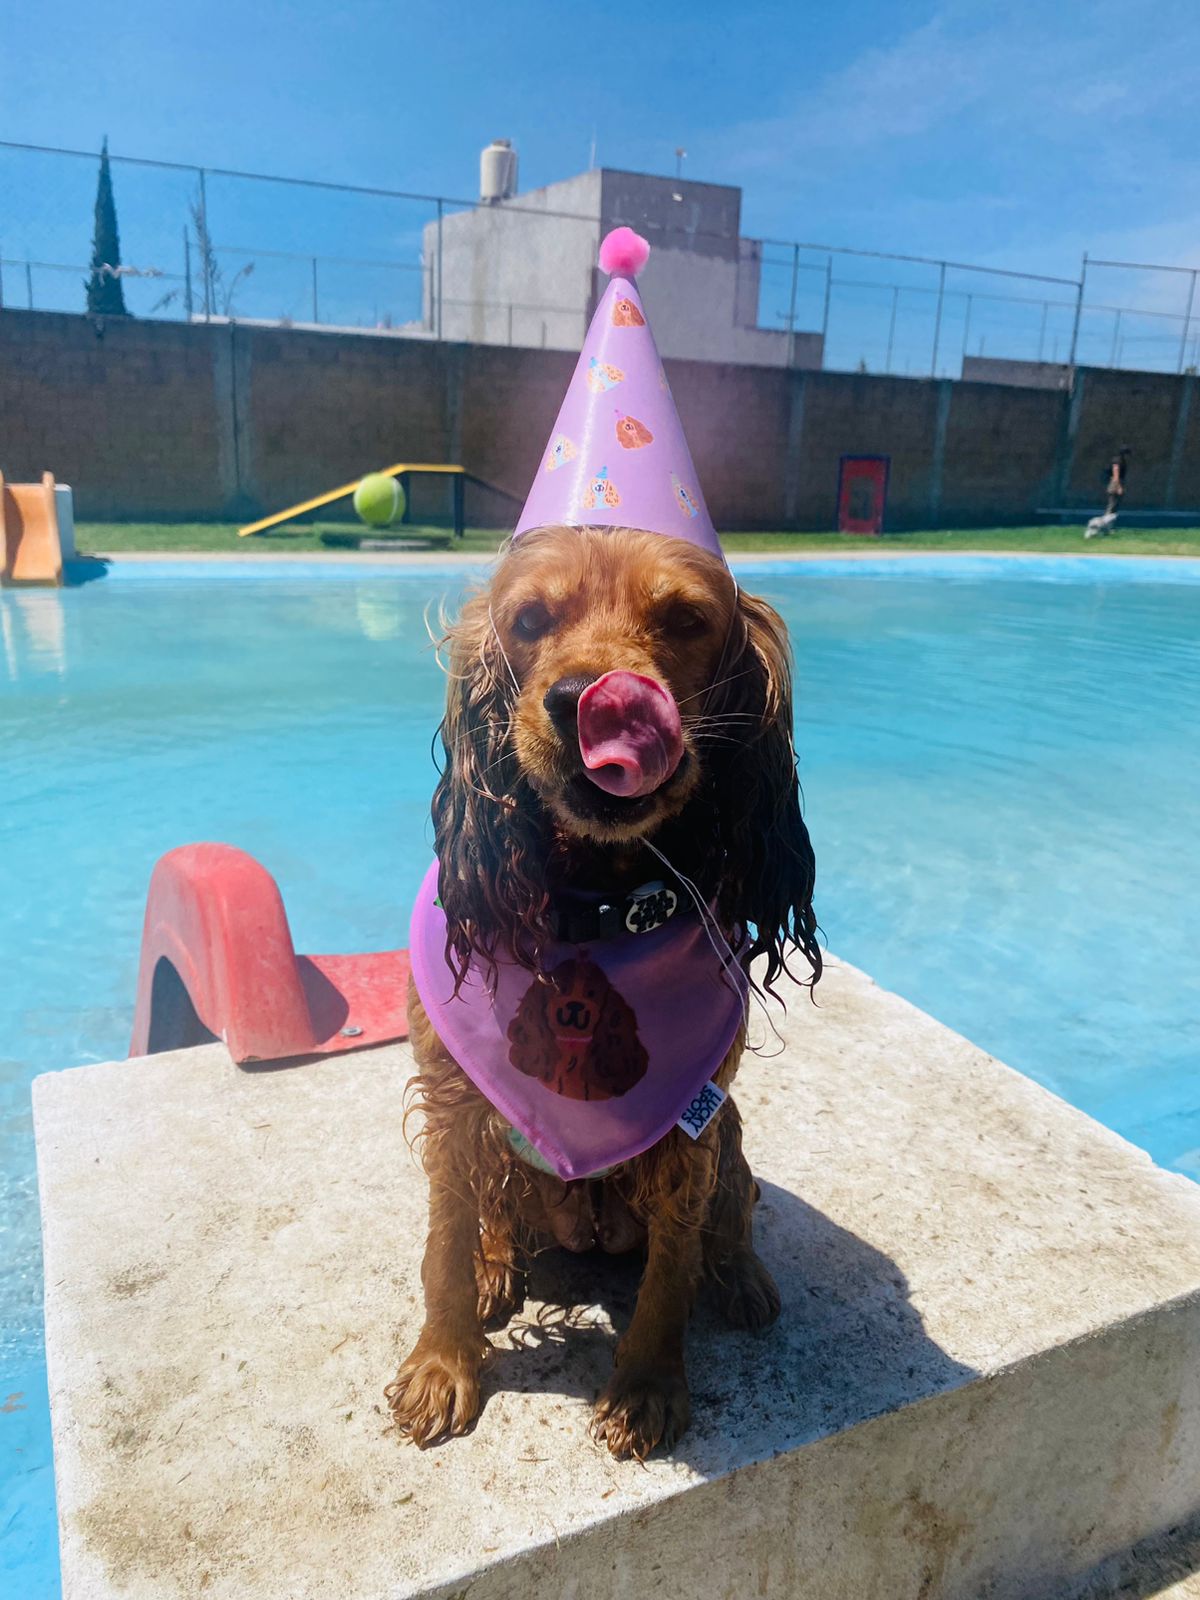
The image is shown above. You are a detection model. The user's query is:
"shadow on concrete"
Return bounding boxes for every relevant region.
[479,1178,978,1475]
[1072,1511,1200,1598]
[63,557,111,585]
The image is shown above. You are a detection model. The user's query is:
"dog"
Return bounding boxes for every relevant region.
[386,524,820,1460]
[1085,511,1118,538]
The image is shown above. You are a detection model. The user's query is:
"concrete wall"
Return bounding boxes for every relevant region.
[962,356,1072,391]
[2,307,1196,527]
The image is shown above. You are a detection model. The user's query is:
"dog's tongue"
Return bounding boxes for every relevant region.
[576,671,683,798]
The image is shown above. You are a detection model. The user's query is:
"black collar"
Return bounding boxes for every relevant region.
[550,877,690,944]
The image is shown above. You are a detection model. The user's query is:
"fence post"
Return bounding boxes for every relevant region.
[886,286,898,374]
[182,230,193,321]
[820,255,832,354]
[436,199,444,340]
[930,261,946,376]
[311,258,319,324]
[25,259,33,310]
[1067,252,1087,373]
[961,293,973,365]
[1038,301,1048,362]
[1178,269,1197,374]
[198,168,212,321]
[0,247,5,310]
[786,243,800,368]
[1109,309,1122,368]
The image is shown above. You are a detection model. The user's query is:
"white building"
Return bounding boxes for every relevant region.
[420,160,824,370]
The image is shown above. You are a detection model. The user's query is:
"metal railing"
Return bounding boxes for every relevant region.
[3,137,1199,379]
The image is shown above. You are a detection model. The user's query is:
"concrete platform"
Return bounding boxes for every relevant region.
[33,958,1200,1600]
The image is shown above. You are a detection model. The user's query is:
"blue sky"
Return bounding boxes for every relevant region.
[3,0,1200,364]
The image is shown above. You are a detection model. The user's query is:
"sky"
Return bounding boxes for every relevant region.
[4,0,1200,367]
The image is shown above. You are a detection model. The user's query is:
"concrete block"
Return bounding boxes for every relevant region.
[33,959,1200,1599]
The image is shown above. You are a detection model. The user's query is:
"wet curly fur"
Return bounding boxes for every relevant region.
[386,525,819,1460]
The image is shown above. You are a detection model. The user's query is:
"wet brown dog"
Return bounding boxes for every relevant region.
[387,525,819,1459]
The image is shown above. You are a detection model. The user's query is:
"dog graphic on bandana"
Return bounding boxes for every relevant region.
[507,958,648,1101]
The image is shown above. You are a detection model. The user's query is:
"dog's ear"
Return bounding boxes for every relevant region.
[709,590,821,995]
[432,593,551,987]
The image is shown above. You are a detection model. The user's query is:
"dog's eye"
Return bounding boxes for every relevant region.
[513,602,553,641]
[665,604,708,637]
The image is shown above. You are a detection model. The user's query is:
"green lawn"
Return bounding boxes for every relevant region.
[74,520,1200,559]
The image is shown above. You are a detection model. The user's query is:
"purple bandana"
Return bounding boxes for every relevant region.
[409,860,748,1181]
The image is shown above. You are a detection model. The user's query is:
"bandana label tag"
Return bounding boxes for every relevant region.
[676,1080,726,1140]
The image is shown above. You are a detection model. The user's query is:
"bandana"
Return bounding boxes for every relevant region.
[409,859,748,1181]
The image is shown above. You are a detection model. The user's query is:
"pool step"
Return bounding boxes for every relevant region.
[33,959,1200,1599]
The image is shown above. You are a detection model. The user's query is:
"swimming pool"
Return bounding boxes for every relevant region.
[3,554,1199,1594]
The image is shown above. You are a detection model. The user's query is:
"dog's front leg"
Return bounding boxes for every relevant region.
[386,1165,488,1447]
[591,1188,704,1460]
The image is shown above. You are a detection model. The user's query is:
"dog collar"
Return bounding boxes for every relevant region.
[550,878,685,944]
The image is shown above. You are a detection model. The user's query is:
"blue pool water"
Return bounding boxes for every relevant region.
[3,554,1199,1593]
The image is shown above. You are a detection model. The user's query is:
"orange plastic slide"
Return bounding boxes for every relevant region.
[0,471,63,586]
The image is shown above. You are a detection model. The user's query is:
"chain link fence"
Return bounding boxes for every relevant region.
[3,138,1198,380]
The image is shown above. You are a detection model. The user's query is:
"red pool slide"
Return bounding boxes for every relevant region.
[130,843,410,1063]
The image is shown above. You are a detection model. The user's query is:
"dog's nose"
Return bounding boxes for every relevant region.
[543,674,598,732]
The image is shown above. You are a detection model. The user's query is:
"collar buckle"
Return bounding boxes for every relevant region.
[623,880,679,935]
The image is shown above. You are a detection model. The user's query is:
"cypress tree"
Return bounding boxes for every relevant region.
[85,138,129,315]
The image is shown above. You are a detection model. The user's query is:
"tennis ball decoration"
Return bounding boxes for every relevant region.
[353,472,406,528]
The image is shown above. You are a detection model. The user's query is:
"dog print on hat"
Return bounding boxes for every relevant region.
[583,465,620,509]
[586,357,625,393]
[545,433,578,472]
[672,473,700,518]
[615,413,654,450]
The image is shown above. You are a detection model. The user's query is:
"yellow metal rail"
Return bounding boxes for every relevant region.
[238,463,465,538]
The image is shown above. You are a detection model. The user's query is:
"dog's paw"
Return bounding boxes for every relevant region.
[591,1362,691,1460]
[475,1255,526,1327]
[713,1247,781,1331]
[385,1339,484,1448]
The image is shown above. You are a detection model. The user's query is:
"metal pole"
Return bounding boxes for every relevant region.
[311,257,319,323]
[1178,268,1197,373]
[1067,251,1087,371]
[0,247,5,309]
[961,293,973,365]
[198,168,212,321]
[820,255,833,351]
[786,243,799,368]
[930,261,946,375]
[885,286,898,374]
[1038,301,1048,362]
[1110,309,1121,367]
[183,228,193,321]
[25,259,33,309]
[507,303,513,345]
[435,198,444,340]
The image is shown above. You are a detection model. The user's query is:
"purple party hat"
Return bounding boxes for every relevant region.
[514,227,723,559]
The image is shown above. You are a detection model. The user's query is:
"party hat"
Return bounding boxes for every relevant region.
[514,227,723,559]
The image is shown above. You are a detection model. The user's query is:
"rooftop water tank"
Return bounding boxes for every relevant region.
[480,139,518,204]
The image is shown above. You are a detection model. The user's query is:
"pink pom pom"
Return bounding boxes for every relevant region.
[599,227,650,279]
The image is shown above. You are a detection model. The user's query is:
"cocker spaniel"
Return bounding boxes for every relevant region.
[387,524,819,1460]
